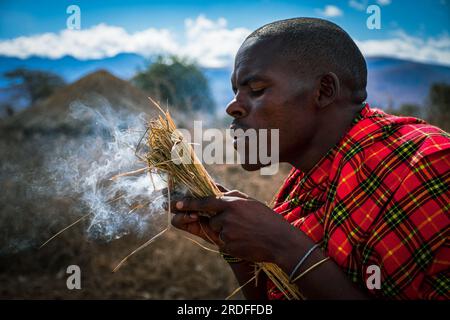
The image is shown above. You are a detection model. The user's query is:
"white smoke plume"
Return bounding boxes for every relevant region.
[49,102,167,241]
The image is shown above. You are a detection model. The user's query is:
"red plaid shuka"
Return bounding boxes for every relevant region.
[270,103,450,300]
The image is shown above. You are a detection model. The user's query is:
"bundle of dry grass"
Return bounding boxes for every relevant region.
[137,98,303,300]
[145,100,221,199]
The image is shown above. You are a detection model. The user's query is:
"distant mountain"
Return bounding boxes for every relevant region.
[1,54,449,111]
[0,53,148,86]
[0,70,157,135]
[366,57,450,108]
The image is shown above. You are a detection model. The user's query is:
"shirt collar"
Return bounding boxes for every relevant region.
[293,102,371,189]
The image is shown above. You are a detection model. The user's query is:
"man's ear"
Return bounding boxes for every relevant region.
[315,72,340,109]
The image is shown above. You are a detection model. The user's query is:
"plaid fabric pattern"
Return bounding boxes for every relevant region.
[268,103,450,300]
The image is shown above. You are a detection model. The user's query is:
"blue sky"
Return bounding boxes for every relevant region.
[0,0,449,66]
[1,0,448,39]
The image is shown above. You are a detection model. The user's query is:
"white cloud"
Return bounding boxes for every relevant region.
[181,15,250,68]
[0,24,178,60]
[377,0,391,5]
[317,5,344,17]
[0,16,449,68]
[356,31,450,66]
[0,16,251,68]
[349,0,367,11]
[349,0,390,11]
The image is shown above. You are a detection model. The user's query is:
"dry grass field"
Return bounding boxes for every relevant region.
[0,138,289,299]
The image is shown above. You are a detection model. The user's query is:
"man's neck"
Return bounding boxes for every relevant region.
[289,103,364,173]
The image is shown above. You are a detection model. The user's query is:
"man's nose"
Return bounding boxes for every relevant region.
[225,97,248,119]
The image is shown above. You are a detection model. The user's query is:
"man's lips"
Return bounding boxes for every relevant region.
[229,124,251,149]
[229,124,250,139]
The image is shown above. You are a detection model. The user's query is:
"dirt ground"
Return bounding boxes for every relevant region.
[0,134,290,299]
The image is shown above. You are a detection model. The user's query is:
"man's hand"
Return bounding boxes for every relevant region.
[170,187,299,264]
[169,185,249,246]
[170,186,371,300]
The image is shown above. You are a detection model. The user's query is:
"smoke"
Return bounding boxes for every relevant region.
[48,101,167,241]
[0,99,180,255]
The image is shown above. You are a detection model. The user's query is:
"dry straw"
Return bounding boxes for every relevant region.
[137,97,303,300]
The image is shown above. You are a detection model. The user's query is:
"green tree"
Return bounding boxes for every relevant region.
[132,56,215,112]
[4,68,66,105]
[426,83,450,132]
[396,103,423,118]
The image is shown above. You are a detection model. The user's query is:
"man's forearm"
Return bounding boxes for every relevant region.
[273,228,370,300]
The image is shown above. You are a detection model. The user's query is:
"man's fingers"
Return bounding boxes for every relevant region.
[215,183,229,193]
[171,212,199,230]
[215,183,249,199]
[209,213,226,233]
[171,196,227,213]
[224,190,249,199]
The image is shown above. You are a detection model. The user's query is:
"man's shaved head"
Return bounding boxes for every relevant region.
[245,17,367,104]
[228,18,369,172]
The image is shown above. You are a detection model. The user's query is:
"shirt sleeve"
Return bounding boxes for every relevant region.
[361,150,450,299]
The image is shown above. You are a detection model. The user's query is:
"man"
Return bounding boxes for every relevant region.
[171,18,449,299]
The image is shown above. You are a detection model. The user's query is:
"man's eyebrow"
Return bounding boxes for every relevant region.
[231,73,268,92]
[238,74,267,86]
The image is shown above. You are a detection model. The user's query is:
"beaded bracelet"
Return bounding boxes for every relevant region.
[288,242,322,283]
[292,257,331,283]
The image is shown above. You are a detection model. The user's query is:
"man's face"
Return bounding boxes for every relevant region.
[227,37,318,171]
